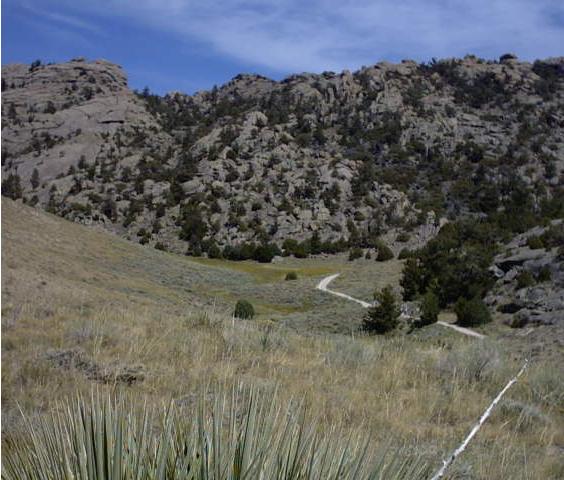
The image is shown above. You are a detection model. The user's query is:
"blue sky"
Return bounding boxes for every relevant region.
[2,0,563,94]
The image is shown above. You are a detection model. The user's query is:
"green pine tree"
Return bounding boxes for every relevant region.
[362,285,400,334]
[400,258,421,301]
[416,290,440,328]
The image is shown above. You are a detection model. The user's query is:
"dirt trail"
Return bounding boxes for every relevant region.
[316,273,372,308]
[316,274,485,338]
[436,321,485,338]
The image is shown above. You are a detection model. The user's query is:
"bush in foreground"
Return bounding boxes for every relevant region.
[454,296,492,327]
[2,391,429,480]
[234,299,255,319]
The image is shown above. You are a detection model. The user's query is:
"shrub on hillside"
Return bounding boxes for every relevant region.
[282,238,311,258]
[539,223,564,249]
[1,173,23,200]
[376,241,394,261]
[516,271,535,289]
[309,232,322,255]
[362,285,400,334]
[396,232,410,243]
[348,247,363,261]
[187,244,202,257]
[207,242,222,259]
[285,271,298,281]
[536,266,552,283]
[454,297,491,327]
[254,243,281,263]
[282,238,299,256]
[178,204,208,245]
[30,168,40,189]
[223,242,279,262]
[234,300,255,320]
[223,243,254,261]
[154,242,167,251]
[398,248,414,260]
[526,236,544,250]
[293,242,310,258]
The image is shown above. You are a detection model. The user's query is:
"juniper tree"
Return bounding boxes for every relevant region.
[362,285,400,334]
[30,168,40,189]
[1,173,23,200]
[416,290,440,328]
[400,258,421,301]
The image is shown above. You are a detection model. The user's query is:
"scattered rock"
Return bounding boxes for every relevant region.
[488,223,564,332]
[45,348,144,385]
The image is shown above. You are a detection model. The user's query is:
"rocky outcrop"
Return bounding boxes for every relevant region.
[2,56,563,255]
[1,59,172,207]
[45,347,144,385]
[486,222,564,328]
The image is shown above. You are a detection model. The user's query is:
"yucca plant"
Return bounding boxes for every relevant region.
[2,386,430,479]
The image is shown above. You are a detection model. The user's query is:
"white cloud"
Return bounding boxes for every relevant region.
[23,0,564,73]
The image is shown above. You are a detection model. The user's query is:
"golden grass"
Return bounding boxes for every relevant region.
[2,200,563,479]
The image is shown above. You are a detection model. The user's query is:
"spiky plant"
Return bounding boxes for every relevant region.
[2,387,430,479]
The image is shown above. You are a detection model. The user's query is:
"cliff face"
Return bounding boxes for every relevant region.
[1,58,170,210]
[2,55,563,254]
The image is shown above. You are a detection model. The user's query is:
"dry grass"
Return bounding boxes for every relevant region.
[2,200,563,479]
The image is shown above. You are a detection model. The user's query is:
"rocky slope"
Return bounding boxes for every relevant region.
[2,55,563,257]
[487,221,563,328]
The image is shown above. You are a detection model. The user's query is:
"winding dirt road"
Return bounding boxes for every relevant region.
[316,273,372,308]
[316,273,485,338]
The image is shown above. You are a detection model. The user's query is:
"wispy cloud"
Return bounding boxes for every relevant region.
[17,0,564,74]
[41,11,105,35]
[17,1,105,37]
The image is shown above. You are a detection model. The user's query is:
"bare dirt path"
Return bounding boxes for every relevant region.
[316,273,485,338]
[316,273,372,308]
[436,320,485,338]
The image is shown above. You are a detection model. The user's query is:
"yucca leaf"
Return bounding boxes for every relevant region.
[2,385,429,480]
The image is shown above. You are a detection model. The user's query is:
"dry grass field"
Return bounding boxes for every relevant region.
[2,199,563,478]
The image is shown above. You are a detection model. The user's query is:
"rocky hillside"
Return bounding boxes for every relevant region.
[2,55,563,258]
[487,221,563,328]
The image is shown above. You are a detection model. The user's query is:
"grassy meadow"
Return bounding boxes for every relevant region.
[2,199,563,479]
